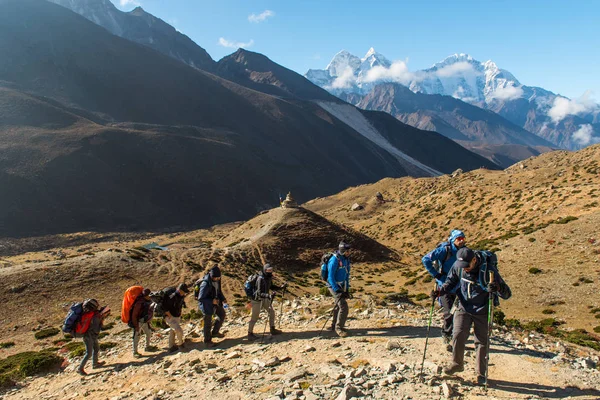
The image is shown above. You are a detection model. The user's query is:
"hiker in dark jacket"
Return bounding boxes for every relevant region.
[422,229,466,350]
[131,288,156,357]
[198,266,228,348]
[77,299,108,375]
[432,247,511,386]
[327,241,352,337]
[162,283,189,352]
[247,263,287,340]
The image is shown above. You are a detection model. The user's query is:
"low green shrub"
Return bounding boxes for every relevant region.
[542,309,555,315]
[34,328,60,340]
[414,293,429,301]
[0,350,63,388]
[319,286,332,297]
[528,267,542,274]
[0,342,15,349]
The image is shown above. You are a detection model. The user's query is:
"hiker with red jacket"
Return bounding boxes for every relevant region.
[130,288,157,358]
[197,266,228,348]
[77,299,109,375]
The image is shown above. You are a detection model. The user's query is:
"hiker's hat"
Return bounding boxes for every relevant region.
[209,265,222,278]
[263,263,273,272]
[339,241,351,250]
[177,283,189,294]
[455,247,475,269]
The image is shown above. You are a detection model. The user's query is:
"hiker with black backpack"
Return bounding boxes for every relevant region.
[197,266,228,348]
[161,283,189,352]
[431,247,511,386]
[422,229,466,351]
[71,299,110,375]
[130,288,157,358]
[325,241,352,337]
[247,263,287,341]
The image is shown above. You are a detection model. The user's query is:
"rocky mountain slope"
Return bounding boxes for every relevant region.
[305,144,600,332]
[48,0,215,71]
[0,0,497,237]
[306,50,600,150]
[356,83,555,167]
[0,147,599,397]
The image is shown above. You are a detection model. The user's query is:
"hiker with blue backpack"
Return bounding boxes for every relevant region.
[422,229,466,351]
[324,241,352,337]
[246,263,287,341]
[431,247,511,386]
[197,265,228,348]
[63,298,110,375]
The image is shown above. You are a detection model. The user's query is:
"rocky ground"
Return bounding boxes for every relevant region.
[3,295,598,399]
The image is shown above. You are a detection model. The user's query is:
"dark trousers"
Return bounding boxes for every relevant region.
[452,310,488,377]
[79,335,99,370]
[439,293,456,339]
[203,304,225,343]
[328,288,349,329]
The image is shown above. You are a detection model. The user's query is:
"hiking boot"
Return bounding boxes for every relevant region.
[204,341,218,349]
[442,363,464,375]
[168,345,179,353]
[335,327,349,338]
[77,368,87,376]
[270,327,282,335]
[327,325,335,332]
[92,361,105,368]
[476,375,487,386]
[247,332,259,341]
[144,345,159,352]
[446,344,453,352]
[132,352,142,359]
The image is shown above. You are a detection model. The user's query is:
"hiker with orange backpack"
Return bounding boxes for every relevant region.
[130,288,157,357]
[75,299,110,375]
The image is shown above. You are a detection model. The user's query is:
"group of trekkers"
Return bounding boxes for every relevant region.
[66,231,510,387]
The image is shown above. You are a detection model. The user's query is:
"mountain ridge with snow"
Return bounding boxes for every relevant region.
[306,49,600,150]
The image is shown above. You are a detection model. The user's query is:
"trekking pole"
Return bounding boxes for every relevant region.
[277,286,287,328]
[318,295,342,336]
[420,284,437,376]
[484,271,495,390]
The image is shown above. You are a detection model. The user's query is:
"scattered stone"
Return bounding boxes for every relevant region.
[215,374,231,383]
[351,203,363,211]
[335,384,364,400]
[252,359,266,368]
[304,345,316,353]
[265,357,281,367]
[441,382,453,398]
[386,340,402,350]
[423,361,441,374]
[225,351,241,360]
[451,169,463,178]
[284,368,307,382]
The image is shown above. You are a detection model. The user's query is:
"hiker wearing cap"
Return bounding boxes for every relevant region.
[432,247,511,385]
[162,283,189,352]
[77,299,110,375]
[422,229,466,351]
[197,266,228,348]
[130,288,157,357]
[247,263,287,340]
[327,241,352,337]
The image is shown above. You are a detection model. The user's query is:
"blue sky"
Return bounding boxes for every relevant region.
[114,0,599,100]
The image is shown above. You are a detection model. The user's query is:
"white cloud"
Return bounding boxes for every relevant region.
[218,37,255,49]
[364,60,414,85]
[120,0,140,6]
[248,10,275,23]
[572,124,599,146]
[490,85,524,101]
[548,90,597,123]
[434,61,477,78]
[329,66,356,89]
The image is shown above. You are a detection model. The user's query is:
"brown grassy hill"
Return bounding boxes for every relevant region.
[305,144,600,331]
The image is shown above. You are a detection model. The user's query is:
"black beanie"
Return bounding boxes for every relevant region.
[209,266,222,278]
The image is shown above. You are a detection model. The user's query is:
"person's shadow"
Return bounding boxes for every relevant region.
[490,379,600,399]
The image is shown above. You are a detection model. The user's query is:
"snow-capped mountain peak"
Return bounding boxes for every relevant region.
[325,50,361,77]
